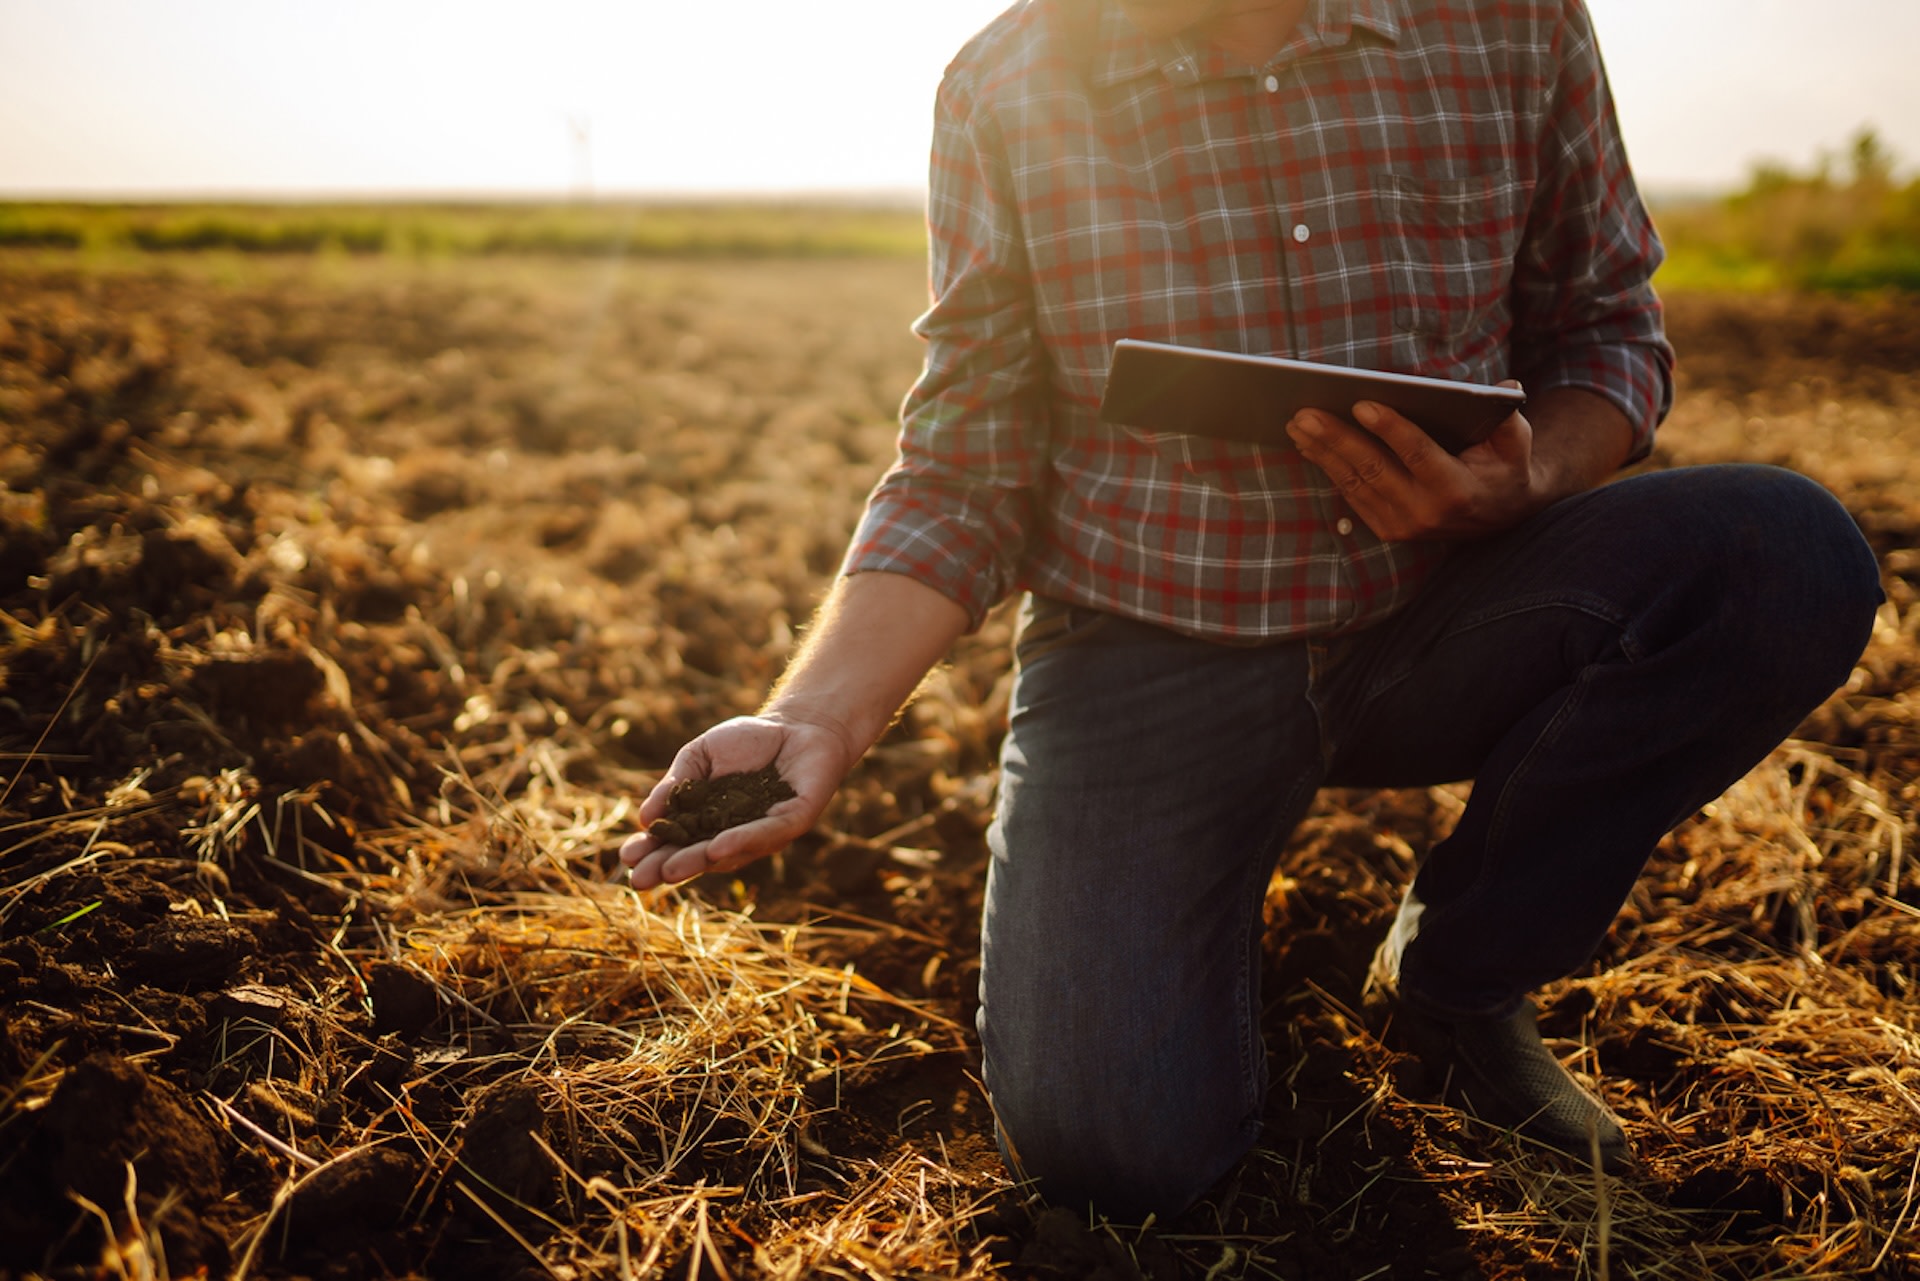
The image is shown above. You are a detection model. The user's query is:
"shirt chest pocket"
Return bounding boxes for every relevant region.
[1372,170,1529,349]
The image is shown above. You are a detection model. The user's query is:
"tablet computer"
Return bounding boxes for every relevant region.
[1098,339,1526,455]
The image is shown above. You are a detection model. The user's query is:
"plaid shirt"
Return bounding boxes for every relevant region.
[845,0,1673,641]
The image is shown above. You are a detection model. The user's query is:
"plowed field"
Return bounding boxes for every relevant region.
[3,252,1919,1280]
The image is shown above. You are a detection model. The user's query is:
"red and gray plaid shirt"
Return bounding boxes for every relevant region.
[845,0,1673,641]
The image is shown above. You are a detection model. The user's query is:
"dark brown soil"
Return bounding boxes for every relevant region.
[648,763,796,845]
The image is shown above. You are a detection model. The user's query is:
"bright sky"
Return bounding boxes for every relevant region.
[1,1,1915,200]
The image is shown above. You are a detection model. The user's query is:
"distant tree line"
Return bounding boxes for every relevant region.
[1658,126,1920,292]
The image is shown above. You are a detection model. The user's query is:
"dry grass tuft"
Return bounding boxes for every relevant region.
[314,771,1002,1279]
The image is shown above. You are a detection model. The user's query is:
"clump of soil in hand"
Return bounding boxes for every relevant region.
[647,764,796,846]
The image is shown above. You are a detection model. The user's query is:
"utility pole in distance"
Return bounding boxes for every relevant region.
[568,114,594,201]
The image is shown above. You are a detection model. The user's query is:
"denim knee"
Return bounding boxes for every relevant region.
[1687,464,1881,692]
[984,1057,1257,1221]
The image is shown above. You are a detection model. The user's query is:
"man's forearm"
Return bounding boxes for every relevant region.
[1524,385,1639,503]
[760,570,974,765]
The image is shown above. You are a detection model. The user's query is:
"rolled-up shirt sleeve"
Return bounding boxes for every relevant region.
[1509,0,1675,460]
[841,65,1050,630]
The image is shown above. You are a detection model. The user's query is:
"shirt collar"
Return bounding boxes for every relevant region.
[1091,0,1403,89]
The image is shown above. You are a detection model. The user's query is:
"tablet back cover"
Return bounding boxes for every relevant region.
[1098,341,1522,454]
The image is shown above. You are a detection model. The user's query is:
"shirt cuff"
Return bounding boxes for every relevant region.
[841,493,1014,632]
[1525,339,1674,462]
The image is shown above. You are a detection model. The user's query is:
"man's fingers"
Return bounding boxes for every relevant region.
[637,741,713,825]
[1286,409,1365,476]
[636,778,677,826]
[660,844,722,885]
[623,833,714,890]
[630,831,762,889]
[702,806,807,862]
[1288,405,1483,541]
[1287,409,1412,506]
[617,829,652,868]
[621,806,807,890]
[1287,392,1544,543]
[1351,401,1452,477]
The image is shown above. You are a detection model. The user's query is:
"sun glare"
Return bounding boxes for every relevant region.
[0,0,1914,197]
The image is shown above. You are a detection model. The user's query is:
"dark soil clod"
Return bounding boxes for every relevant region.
[647,764,796,846]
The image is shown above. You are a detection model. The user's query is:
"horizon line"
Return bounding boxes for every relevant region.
[0,185,932,208]
[0,182,1745,208]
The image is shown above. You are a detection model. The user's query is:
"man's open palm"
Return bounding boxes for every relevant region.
[619,716,852,890]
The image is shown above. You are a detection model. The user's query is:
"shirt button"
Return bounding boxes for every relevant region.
[1292,223,1310,243]
[1264,74,1281,92]
[1335,517,1355,536]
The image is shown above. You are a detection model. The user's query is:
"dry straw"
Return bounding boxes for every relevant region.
[287,768,1001,1280]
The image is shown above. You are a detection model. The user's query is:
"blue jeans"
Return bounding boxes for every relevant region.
[977,465,1881,1219]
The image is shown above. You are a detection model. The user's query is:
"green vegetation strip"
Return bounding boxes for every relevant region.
[0,199,929,260]
[4,129,1915,289]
